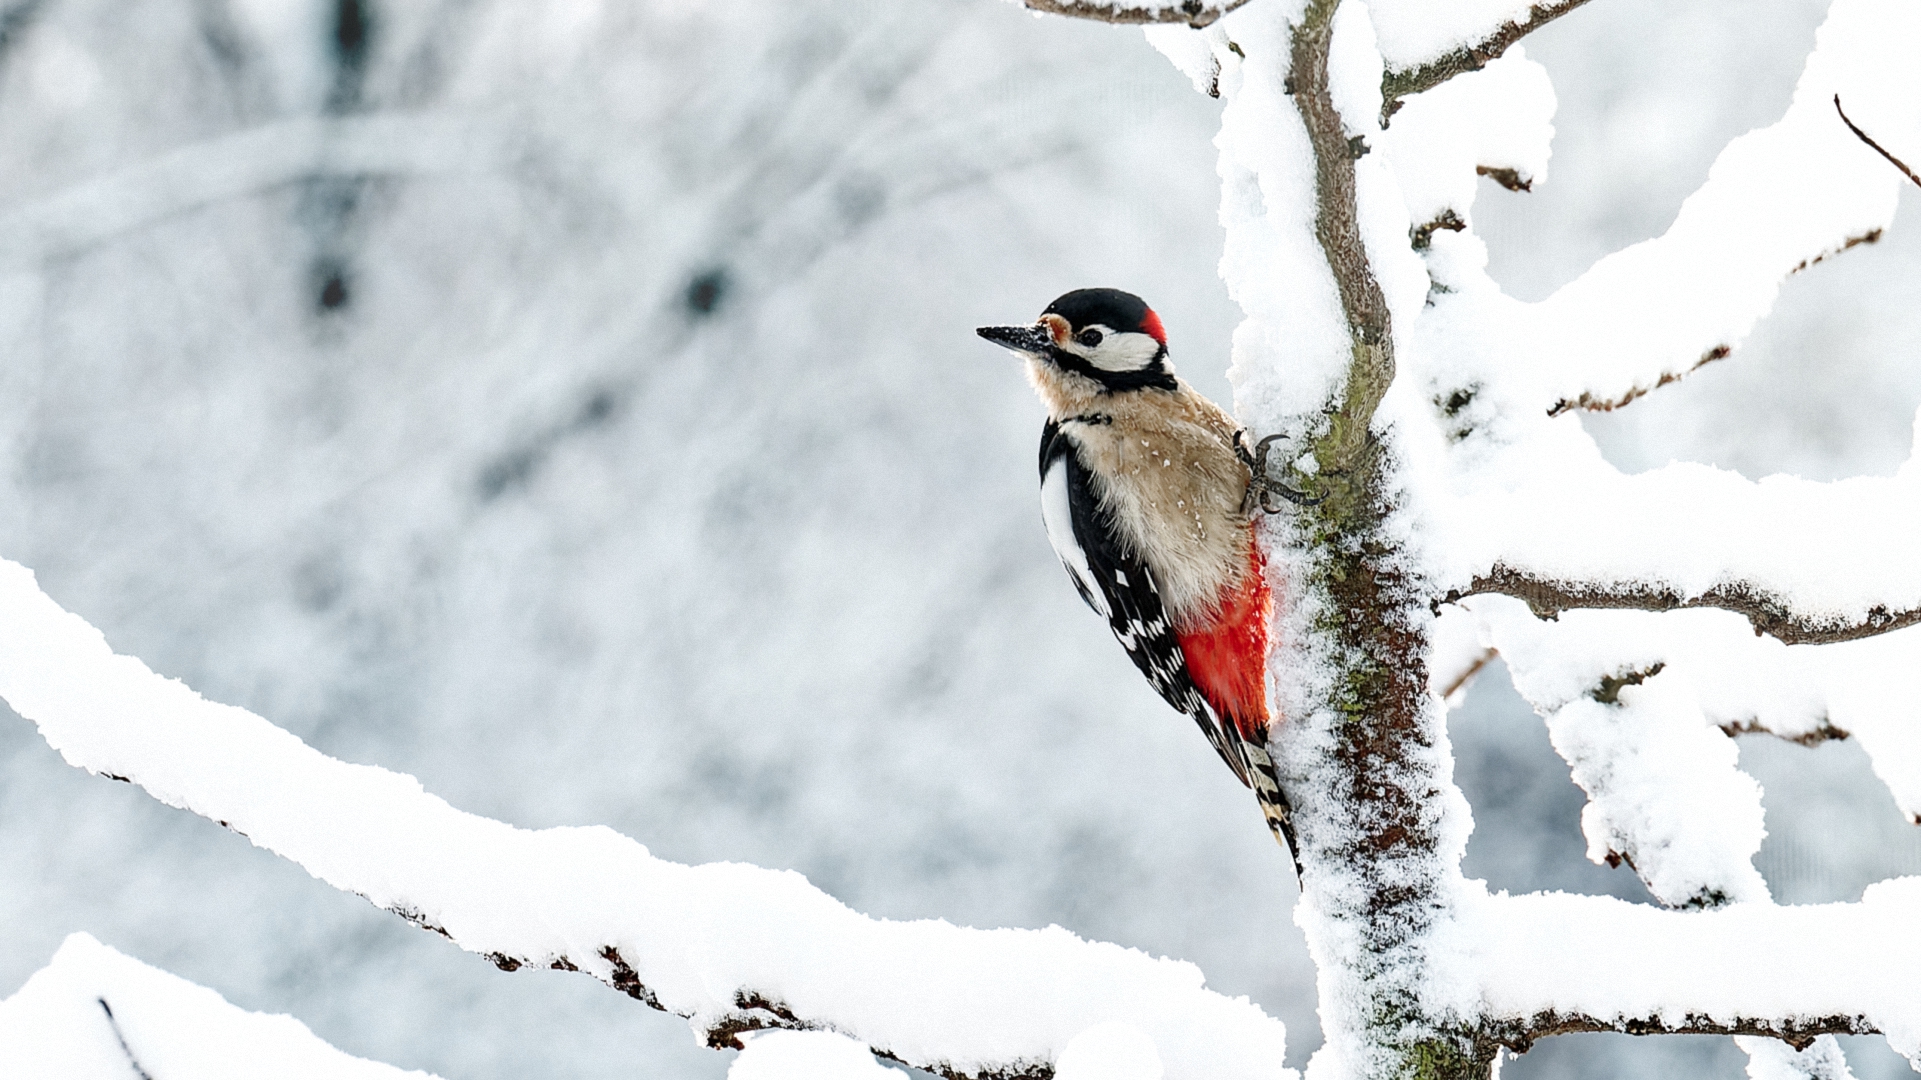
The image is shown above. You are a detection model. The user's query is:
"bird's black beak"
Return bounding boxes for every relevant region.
[976,323,1054,355]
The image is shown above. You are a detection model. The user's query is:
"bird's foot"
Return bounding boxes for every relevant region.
[1236,431,1326,514]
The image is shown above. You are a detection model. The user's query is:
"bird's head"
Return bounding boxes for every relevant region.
[977,288,1176,393]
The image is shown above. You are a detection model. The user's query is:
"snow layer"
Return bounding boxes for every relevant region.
[0,558,1293,1080]
[1467,598,1773,907]
[1453,881,1921,1066]
[1738,1035,1858,1080]
[0,932,435,1079]
[727,1032,898,1080]
[1368,0,1575,75]
[1468,595,1921,833]
[1404,0,1921,634]
[1378,51,1554,230]
[1440,414,1921,628]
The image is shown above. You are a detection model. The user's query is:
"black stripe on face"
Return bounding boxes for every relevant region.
[1043,344,1176,393]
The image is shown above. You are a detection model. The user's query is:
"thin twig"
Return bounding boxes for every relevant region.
[1380,0,1594,125]
[1834,95,1921,188]
[1439,647,1496,701]
[98,998,156,1080]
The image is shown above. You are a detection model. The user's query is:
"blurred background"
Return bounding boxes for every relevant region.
[0,0,1917,1076]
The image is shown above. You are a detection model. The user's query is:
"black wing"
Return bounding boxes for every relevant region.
[1039,420,1252,786]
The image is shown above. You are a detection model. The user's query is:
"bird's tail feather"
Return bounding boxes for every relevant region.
[1240,740,1303,882]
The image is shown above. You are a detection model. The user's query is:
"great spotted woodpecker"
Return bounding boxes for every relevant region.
[979,288,1304,874]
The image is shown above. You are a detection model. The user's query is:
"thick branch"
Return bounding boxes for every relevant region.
[1379,0,1594,125]
[1453,564,1921,646]
[1017,0,1248,28]
[1291,0,1394,478]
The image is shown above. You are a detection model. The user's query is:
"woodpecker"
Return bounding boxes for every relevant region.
[978,288,1305,875]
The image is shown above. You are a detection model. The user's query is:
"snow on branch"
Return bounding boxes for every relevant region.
[0,560,1293,1080]
[1014,0,1249,29]
[1,933,437,1079]
[1372,0,1593,124]
[1458,564,1921,647]
[1465,596,1921,823]
[1451,886,1921,1063]
[1509,0,1919,416]
[1433,410,1921,650]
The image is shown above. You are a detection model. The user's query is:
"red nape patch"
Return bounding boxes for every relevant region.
[1139,307,1167,345]
[1177,547,1273,743]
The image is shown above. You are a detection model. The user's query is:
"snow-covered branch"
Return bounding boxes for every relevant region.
[1457,564,1921,647]
[0,560,1291,1080]
[1435,423,1921,649]
[2,934,438,1079]
[1453,886,1921,1061]
[1468,596,1921,825]
[1016,0,1249,29]
[1507,0,1916,416]
[1374,0,1594,125]
[1288,0,1397,478]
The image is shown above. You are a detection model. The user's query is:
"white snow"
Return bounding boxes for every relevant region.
[0,933,437,1079]
[1439,427,1921,630]
[1056,1021,1167,1080]
[1451,881,1921,1065]
[1397,0,1921,643]
[0,558,1294,1080]
[1378,51,1554,231]
[1458,0,1919,415]
[1464,596,1921,833]
[726,1031,898,1080]
[1738,1035,1857,1080]
[1368,0,1576,76]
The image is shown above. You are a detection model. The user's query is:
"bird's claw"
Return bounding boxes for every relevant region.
[1236,431,1327,514]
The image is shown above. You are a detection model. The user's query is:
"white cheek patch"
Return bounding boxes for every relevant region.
[1041,457,1109,619]
[1066,329,1163,373]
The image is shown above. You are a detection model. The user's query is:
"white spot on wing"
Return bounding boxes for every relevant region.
[1041,456,1109,619]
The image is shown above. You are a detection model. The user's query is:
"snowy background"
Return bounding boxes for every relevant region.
[1,0,1918,1077]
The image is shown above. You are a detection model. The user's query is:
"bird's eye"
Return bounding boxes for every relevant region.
[1077,329,1104,347]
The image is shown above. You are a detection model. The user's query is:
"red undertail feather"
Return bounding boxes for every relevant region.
[1179,543,1303,879]
[1175,545,1272,746]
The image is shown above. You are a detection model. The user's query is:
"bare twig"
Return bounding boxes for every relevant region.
[1018,0,1249,28]
[1438,647,1497,701]
[1380,0,1595,125]
[1451,564,1921,645]
[97,998,156,1080]
[1834,95,1921,188]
